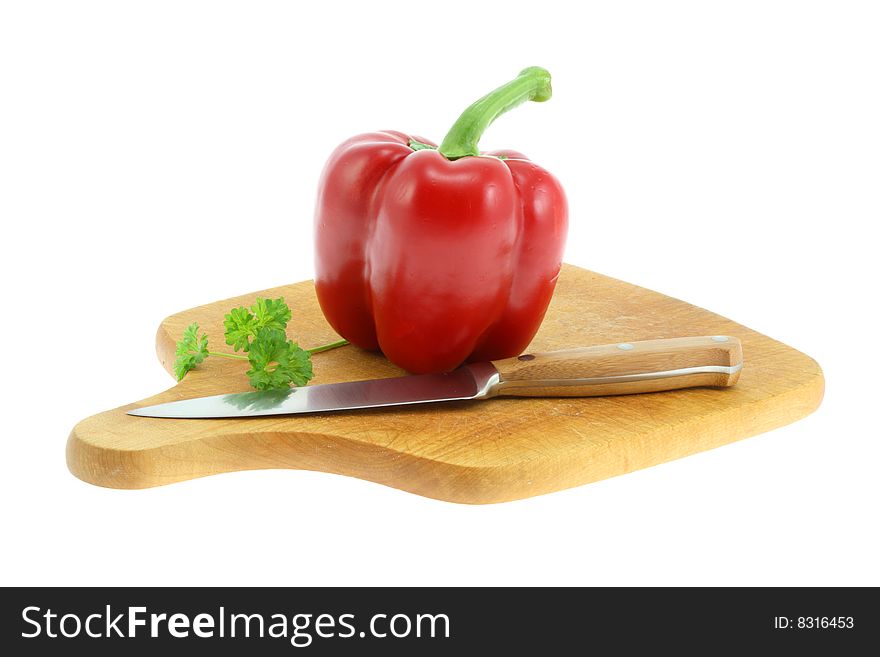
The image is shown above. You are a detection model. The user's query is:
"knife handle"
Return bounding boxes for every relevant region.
[487,336,743,397]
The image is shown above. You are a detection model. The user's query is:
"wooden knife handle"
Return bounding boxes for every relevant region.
[488,336,743,397]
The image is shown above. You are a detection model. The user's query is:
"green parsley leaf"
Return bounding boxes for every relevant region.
[223,297,292,352]
[173,322,209,381]
[223,306,258,352]
[246,327,314,390]
[251,297,292,331]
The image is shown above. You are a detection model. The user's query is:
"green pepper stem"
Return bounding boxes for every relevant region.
[437,67,552,160]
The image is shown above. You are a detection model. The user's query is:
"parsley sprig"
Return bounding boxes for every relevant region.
[172,297,347,390]
[173,323,210,382]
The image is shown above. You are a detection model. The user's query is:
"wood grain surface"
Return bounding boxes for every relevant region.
[66,264,824,503]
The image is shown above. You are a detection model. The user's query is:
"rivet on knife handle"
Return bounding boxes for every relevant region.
[484,336,743,398]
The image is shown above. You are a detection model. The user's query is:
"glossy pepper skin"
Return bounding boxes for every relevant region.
[314,67,568,374]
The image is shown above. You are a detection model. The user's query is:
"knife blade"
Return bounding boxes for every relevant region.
[127,335,743,419]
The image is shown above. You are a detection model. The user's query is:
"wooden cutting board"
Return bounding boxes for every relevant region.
[67,264,824,503]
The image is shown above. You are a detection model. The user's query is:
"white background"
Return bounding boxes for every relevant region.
[1,1,878,586]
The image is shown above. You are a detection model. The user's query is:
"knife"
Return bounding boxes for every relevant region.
[127,335,743,419]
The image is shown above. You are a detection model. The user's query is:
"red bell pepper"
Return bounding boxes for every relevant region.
[314,67,568,373]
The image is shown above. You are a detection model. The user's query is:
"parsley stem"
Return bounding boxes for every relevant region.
[204,340,348,362]
[207,351,249,361]
[307,338,350,355]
